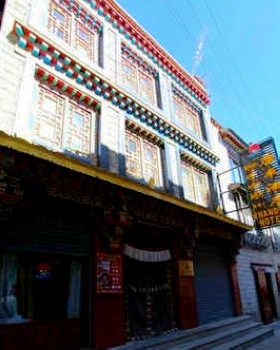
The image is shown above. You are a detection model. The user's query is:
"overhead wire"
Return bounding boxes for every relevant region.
[167,0,236,117]
[184,0,253,120]
[168,0,268,144]
[202,0,264,129]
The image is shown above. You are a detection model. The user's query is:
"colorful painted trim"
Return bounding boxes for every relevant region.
[180,151,212,171]
[81,0,210,105]
[125,119,163,147]
[35,66,101,111]
[121,43,157,77]
[57,0,102,32]
[13,22,219,165]
[172,85,201,114]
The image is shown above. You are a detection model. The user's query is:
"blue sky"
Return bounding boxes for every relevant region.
[116,0,280,152]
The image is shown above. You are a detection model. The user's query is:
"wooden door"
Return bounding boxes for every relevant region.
[255,270,274,324]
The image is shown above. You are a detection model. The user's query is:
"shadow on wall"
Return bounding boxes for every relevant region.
[63,144,217,209]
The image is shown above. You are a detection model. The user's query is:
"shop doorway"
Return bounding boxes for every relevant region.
[125,256,175,339]
[194,242,235,325]
[253,265,277,324]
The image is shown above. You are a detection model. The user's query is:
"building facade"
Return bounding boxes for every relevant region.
[0,1,250,349]
[212,120,280,326]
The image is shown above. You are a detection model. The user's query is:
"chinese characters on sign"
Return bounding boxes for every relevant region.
[96,253,123,294]
[242,138,280,228]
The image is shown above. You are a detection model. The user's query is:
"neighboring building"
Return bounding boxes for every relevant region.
[212,119,280,326]
[0,1,250,349]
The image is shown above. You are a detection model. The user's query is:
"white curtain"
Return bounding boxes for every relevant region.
[67,260,82,319]
[0,254,18,320]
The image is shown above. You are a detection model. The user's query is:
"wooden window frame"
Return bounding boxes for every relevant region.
[34,84,96,159]
[35,86,65,148]
[173,94,202,139]
[181,160,210,207]
[138,68,156,105]
[125,130,162,187]
[121,55,156,106]
[47,0,99,65]
[121,57,138,93]
[66,101,94,156]
[48,1,71,44]
[74,18,96,63]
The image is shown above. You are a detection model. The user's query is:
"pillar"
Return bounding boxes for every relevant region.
[227,238,243,317]
[229,261,243,316]
[92,191,131,349]
[174,226,198,329]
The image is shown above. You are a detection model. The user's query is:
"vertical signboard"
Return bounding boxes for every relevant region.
[242,138,280,228]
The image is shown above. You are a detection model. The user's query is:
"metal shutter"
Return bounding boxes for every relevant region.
[194,243,234,325]
[1,199,91,257]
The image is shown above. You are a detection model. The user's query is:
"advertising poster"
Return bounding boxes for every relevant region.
[96,253,123,294]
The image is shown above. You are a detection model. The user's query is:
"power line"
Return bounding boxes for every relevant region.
[168,0,251,125]
[202,0,264,124]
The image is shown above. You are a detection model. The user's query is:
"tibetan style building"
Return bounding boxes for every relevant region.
[0,0,250,349]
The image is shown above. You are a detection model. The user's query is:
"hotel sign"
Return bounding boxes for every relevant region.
[242,138,280,228]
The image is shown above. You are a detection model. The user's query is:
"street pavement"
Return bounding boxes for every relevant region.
[248,321,280,349]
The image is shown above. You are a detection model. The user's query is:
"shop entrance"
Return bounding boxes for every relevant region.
[125,254,175,340]
[253,265,277,324]
[0,192,93,349]
[194,242,235,325]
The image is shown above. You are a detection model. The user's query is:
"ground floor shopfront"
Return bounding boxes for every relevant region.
[0,140,249,349]
[237,237,280,325]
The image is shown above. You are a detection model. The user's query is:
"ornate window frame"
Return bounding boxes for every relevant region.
[173,92,202,140]
[32,72,98,163]
[181,159,210,207]
[121,45,157,107]
[46,0,99,65]
[125,130,163,188]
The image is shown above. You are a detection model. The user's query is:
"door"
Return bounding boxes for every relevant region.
[194,243,235,325]
[125,257,175,339]
[254,269,276,324]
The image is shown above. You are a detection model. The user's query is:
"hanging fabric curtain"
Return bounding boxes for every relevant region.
[0,254,18,320]
[67,259,82,319]
[123,244,171,262]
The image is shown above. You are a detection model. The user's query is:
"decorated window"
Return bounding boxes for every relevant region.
[138,70,155,105]
[48,1,71,44]
[65,103,94,155]
[74,20,95,62]
[47,0,100,65]
[173,93,202,139]
[121,45,157,106]
[34,87,65,148]
[34,85,96,159]
[181,163,196,202]
[121,58,138,92]
[181,160,210,207]
[125,131,162,187]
